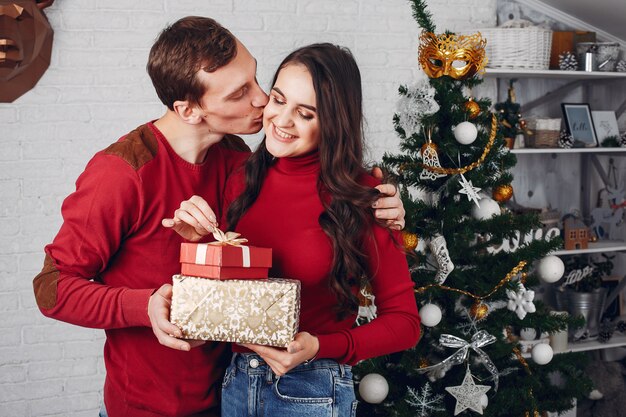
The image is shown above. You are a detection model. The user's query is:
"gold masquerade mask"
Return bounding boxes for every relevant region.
[418,31,487,80]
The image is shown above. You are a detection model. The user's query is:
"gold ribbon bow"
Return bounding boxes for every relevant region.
[208,228,248,246]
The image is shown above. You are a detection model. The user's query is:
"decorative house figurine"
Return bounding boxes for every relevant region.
[564,217,589,250]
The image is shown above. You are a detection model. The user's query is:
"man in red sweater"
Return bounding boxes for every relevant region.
[32,17,405,417]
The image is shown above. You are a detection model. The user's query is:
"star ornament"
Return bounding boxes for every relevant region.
[458,174,481,207]
[445,368,491,415]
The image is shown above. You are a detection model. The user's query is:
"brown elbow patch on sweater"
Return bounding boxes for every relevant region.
[103,124,158,170]
[33,254,60,310]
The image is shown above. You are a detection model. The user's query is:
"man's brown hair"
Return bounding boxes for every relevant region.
[147,16,237,110]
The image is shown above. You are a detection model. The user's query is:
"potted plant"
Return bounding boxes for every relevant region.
[555,254,614,340]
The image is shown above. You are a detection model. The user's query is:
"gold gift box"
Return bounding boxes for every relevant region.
[170,275,301,348]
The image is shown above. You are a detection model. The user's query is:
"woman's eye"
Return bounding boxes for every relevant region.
[272,96,285,105]
[299,112,314,121]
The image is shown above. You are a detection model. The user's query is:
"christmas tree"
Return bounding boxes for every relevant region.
[494,80,531,149]
[354,1,592,416]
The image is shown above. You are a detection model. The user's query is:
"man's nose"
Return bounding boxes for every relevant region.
[251,83,268,108]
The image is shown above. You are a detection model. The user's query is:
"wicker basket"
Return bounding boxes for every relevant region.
[479,20,552,70]
[525,118,561,148]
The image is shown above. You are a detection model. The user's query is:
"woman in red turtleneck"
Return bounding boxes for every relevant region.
[168,43,420,417]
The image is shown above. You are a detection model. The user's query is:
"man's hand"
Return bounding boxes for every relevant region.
[148,284,205,351]
[162,195,218,241]
[241,332,319,376]
[371,167,405,230]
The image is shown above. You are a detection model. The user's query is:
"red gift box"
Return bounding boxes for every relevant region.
[180,242,272,280]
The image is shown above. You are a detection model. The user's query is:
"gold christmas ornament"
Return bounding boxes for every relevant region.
[464,98,481,119]
[418,31,487,80]
[402,231,419,252]
[492,184,514,202]
[419,358,430,368]
[470,301,489,320]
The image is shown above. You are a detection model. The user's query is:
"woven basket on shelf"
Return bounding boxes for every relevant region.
[525,118,561,148]
[479,20,552,70]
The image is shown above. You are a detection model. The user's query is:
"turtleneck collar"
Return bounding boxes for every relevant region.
[273,150,320,175]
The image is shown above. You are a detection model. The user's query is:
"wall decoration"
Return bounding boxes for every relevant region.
[591,111,620,141]
[561,103,598,147]
[0,0,55,102]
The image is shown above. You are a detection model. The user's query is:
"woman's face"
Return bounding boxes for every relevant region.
[263,63,320,159]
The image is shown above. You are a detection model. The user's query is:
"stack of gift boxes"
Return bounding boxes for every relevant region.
[170,233,301,348]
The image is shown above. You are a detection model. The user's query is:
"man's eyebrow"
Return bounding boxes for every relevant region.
[272,87,317,112]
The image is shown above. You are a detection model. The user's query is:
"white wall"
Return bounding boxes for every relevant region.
[0,1,496,415]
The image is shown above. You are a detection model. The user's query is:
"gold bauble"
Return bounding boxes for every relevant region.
[470,301,489,320]
[419,358,430,368]
[402,231,419,252]
[493,184,514,202]
[464,99,481,119]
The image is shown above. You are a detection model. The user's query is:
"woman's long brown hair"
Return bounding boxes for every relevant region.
[227,43,379,319]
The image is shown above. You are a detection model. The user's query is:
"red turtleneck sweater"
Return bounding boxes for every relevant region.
[224,152,420,365]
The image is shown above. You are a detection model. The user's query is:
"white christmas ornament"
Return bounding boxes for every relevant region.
[429,235,455,284]
[471,198,500,220]
[506,284,536,320]
[420,303,442,327]
[480,394,489,409]
[359,373,389,404]
[537,255,565,283]
[405,384,446,416]
[458,174,482,208]
[420,144,446,181]
[445,368,491,415]
[453,121,478,145]
[531,343,554,365]
[396,79,440,139]
[519,328,537,341]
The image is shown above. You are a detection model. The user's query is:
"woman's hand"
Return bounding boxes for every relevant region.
[241,332,320,376]
[161,195,219,241]
[371,167,405,230]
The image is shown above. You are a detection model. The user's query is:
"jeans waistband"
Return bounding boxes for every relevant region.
[231,353,351,377]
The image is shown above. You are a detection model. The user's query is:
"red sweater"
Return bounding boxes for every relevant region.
[33,123,249,417]
[225,151,420,365]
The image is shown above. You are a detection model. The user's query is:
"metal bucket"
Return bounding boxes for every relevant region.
[564,287,607,340]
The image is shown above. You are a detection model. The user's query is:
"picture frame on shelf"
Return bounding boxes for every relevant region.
[562,103,598,147]
[591,111,620,141]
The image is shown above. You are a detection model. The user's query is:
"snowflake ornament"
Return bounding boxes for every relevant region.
[396,79,440,139]
[458,174,482,207]
[506,284,536,320]
[406,383,445,417]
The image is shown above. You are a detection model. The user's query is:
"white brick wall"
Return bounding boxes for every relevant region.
[0,1,495,415]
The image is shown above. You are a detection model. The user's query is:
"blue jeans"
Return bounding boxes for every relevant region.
[221,353,358,417]
[98,402,107,417]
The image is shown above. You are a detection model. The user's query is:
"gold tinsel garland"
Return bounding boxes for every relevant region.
[421,113,498,175]
[415,260,527,300]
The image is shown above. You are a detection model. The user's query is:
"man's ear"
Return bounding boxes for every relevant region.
[173,100,203,125]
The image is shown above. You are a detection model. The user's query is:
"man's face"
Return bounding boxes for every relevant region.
[195,40,268,136]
